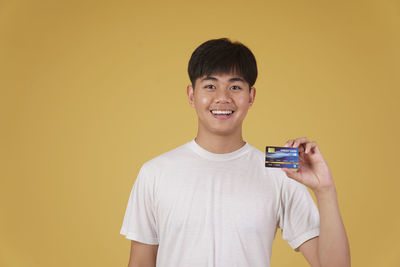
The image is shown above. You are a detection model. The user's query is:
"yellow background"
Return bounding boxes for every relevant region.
[1,0,399,266]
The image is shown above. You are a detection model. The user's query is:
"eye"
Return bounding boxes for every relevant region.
[204,84,216,89]
[230,85,241,90]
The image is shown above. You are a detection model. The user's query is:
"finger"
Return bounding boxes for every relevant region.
[305,141,318,154]
[314,143,321,154]
[284,139,295,147]
[293,137,309,148]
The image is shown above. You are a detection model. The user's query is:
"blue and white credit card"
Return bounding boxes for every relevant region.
[265,146,299,169]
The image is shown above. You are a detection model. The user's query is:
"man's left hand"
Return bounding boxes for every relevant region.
[282,137,335,195]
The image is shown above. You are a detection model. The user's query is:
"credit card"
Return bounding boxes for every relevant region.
[265,146,299,169]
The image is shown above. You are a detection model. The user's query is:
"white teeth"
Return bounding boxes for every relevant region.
[211,110,233,115]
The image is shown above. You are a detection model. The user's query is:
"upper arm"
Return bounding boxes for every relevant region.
[299,236,320,267]
[128,240,159,267]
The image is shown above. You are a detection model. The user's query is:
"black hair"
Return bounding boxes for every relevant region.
[188,38,258,90]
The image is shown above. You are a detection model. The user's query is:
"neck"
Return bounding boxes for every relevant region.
[194,128,246,154]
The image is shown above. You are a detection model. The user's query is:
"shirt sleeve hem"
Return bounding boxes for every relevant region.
[120,229,159,245]
[288,228,320,251]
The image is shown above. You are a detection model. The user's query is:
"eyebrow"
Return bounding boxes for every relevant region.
[200,76,245,83]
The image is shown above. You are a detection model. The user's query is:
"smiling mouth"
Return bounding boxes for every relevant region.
[210,110,234,119]
[211,110,234,115]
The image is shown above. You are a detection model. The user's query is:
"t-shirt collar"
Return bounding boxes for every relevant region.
[187,139,250,161]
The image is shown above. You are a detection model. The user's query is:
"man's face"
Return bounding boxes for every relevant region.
[187,72,256,137]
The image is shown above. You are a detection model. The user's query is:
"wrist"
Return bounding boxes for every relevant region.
[314,185,337,201]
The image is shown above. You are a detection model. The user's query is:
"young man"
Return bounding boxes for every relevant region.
[120,38,350,267]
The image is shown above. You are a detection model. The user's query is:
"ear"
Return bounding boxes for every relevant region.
[187,85,195,107]
[249,87,256,107]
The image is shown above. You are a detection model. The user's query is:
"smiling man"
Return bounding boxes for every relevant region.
[120,38,350,267]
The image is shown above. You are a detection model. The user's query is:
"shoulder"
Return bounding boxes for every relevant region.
[140,141,194,174]
[247,143,287,177]
[246,143,264,158]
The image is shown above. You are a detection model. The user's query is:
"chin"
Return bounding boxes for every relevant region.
[208,126,238,136]
[198,118,242,137]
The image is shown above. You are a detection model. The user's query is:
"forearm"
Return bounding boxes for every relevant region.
[315,187,350,267]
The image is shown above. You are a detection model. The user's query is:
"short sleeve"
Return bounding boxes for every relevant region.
[120,165,159,244]
[278,172,320,250]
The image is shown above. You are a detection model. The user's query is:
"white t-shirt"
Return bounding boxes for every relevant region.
[120,140,320,267]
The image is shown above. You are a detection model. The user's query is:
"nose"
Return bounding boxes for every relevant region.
[215,88,231,104]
